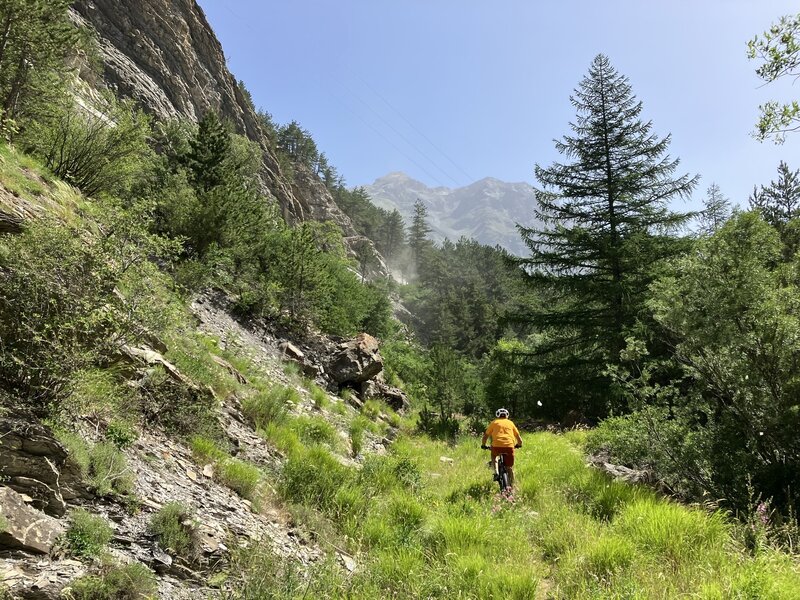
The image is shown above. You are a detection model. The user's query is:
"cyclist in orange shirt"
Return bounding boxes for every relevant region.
[481,408,523,487]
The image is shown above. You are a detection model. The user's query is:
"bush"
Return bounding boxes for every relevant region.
[305,380,329,409]
[190,435,227,463]
[105,420,137,450]
[27,94,153,198]
[349,416,369,457]
[64,509,113,558]
[66,562,157,600]
[150,502,197,559]
[89,442,134,496]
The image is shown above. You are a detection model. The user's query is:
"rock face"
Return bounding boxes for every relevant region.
[0,412,88,517]
[0,487,64,554]
[69,0,386,276]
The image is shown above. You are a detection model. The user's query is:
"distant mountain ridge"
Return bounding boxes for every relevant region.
[362,172,538,256]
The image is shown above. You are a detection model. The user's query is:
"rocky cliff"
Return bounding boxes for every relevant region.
[70,0,362,244]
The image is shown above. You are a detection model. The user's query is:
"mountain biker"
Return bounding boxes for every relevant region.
[481,408,522,488]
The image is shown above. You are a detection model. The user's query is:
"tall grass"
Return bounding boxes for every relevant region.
[225,431,800,600]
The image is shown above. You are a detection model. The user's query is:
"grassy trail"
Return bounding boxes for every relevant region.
[251,430,800,599]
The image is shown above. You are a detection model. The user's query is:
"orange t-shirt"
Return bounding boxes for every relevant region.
[483,418,521,448]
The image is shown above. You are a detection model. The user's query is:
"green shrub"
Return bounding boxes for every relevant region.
[54,429,91,479]
[28,93,153,198]
[66,562,157,600]
[362,399,381,420]
[135,365,217,436]
[386,493,426,536]
[0,515,8,532]
[64,509,113,558]
[89,442,134,496]
[263,422,302,456]
[242,385,295,430]
[150,502,197,559]
[218,458,261,501]
[105,419,137,450]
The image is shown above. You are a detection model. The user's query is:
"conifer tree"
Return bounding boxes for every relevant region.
[517,54,697,416]
[408,199,433,276]
[749,161,800,257]
[698,183,731,235]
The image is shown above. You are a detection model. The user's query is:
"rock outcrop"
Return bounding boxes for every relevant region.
[0,487,64,555]
[0,413,88,517]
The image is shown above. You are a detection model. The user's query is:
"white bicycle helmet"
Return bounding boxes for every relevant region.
[495,408,509,418]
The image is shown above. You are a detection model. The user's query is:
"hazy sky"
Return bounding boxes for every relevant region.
[197,1,800,209]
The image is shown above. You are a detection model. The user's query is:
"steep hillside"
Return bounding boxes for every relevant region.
[363,172,539,256]
[69,0,364,248]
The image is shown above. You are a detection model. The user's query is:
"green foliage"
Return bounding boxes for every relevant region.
[516,54,696,418]
[0,0,78,135]
[349,415,369,456]
[748,13,800,142]
[66,562,157,600]
[0,198,176,417]
[189,435,227,464]
[749,161,800,256]
[26,94,153,198]
[0,515,7,533]
[64,509,113,558]
[292,415,340,450]
[599,212,800,511]
[150,502,197,559]
[280,447,351,510]
[305,380,329,409]
[105,420,137,450]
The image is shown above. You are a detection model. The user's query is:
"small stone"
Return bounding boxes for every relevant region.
[186,469,198,482]
[338,552,357,573]
[439,456,454,465]
[202,464,214,478]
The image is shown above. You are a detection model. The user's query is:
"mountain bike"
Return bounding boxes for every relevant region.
[483,447,511,492]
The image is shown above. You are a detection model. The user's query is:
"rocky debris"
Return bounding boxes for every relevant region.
[360,379,410,413]
[0,412,88,517]
[0,487,65,554]
[439,456,455,465]
[118,344,192,388]
[279,341,322,378]
[1,557,85,600]
[327,334,383,385]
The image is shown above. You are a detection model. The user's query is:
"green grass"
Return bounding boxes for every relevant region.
[217,458,262,502]
[221,431,800,600]
[304,379,329,409]
[241,384,295,429]
[64,509,114,558]
[88,442,135,496]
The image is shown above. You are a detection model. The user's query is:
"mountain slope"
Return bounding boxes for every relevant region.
[363,172,538,256]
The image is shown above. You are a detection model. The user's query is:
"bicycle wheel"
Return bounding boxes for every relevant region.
[497,456,509,492]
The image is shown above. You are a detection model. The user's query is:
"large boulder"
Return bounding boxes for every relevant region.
[0,487,64,554]
[0,412,88,517]
[327,334,383,385]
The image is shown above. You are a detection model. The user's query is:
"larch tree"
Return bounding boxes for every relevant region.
[517,54,697,416]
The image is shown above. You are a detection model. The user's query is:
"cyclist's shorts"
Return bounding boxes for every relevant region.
[491,446,515,467]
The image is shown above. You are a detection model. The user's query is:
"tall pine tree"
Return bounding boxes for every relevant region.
[517,54,697,417]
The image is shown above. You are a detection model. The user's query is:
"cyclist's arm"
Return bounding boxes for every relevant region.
[513,425,522,446]
[481,424,493,447]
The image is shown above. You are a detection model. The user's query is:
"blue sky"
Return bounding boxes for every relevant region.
[198,1,800,209]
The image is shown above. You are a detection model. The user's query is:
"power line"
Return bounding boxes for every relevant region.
[335,81,463,187]
[350,71,476,184]
[330,91,449,188]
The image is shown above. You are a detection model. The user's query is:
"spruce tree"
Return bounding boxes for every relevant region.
[408,199,433,276]
[517,54,697,416]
